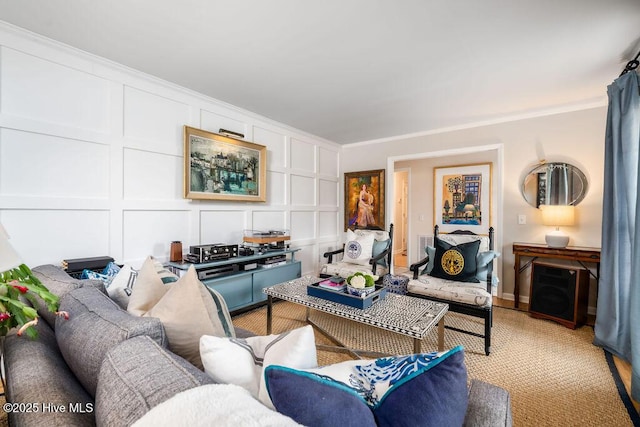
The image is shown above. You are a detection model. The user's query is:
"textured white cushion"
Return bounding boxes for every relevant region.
[351,228,389,242]
[200,325,317,409]
[408,275,492,308]
[132,384,302,427]
[319,262,389,278]
[343,229,375,265]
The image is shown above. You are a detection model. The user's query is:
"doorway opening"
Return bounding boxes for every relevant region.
[393,169,409,274]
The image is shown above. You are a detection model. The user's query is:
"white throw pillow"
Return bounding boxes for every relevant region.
[200,325,317,409]
[106,264,137,309]
[343,229,375,265]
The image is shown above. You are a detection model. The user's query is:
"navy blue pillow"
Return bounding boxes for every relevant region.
[429,238,481,283]
[265,346,468,427]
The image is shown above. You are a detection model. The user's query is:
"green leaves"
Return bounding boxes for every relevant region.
[347,272,376,287]
[0,264,61,339]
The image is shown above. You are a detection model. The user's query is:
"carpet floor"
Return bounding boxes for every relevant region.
[233,301,634,427]
[0,303,632,426]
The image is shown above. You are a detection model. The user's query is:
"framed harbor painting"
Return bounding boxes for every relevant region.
[183,126,266,201]
[434,163,492,234]
[344,169,385,231]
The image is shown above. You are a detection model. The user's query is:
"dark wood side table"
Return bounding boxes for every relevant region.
[512,243,601,309]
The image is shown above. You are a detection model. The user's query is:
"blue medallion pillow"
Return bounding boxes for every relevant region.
[429,238,481,283]
[422,246,500,285]
[264,346,468,427]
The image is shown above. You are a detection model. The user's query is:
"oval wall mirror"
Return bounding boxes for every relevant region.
[521,162,588,208]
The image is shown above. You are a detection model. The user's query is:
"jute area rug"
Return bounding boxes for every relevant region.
[233,301,634,427]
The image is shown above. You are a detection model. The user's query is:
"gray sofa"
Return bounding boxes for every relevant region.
[3,265,513,426]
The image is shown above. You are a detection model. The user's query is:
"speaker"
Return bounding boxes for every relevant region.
[529,261,589,329]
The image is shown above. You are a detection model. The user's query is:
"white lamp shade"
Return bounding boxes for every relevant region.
[540,205,575,226]
[0,224,23,271]
[539,205,575,248]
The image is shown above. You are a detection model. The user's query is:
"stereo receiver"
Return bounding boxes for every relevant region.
[188,244,238,263]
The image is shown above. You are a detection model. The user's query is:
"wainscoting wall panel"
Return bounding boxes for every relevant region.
[290,174,316,206]
[0,23,341,277]
[200,211,247,245]
[0,47,111,134]
[254,126,287,170]
[200,110,247,139]
[267,171,287,206]
[123,86,192,155]
[318,146,339,178]
[318,179,339,207]
[318,211,339,238]
[123,210,191,261]
[290,138,316,173]
[0,128,110,198]
[252,211,287,234]
[294,242,318,277]
[1,209,111,267]
[290,211,316,241]
[123,148,183,200]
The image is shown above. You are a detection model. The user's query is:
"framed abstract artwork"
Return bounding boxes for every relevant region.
[434,163,492,234]
[183,126,266,201]
[344,169,385,231]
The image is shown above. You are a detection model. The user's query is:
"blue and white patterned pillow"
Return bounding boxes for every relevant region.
[80,261,122,285]
[344,229,375,266]
[265,346,468,427]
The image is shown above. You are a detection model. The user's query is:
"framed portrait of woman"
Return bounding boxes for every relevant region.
[344,169,385,231]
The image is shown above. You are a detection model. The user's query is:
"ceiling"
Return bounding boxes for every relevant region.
[0,1,639,145]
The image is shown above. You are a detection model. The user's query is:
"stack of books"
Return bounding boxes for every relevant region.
[317,279,346,292]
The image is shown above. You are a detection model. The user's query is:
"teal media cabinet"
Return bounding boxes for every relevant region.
[166,249,301,314]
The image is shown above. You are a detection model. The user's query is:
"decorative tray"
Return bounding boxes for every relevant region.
[307,281,387,310]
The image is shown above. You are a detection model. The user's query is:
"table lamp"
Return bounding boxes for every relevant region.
[540,205,575,248]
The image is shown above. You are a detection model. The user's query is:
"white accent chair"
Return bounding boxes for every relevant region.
[319,224,394,279]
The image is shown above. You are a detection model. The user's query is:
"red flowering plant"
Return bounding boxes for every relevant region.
[0,264,67,338]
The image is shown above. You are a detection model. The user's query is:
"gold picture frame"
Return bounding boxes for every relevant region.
[344,169,385,231]
[183,126,267,201]
[434,163,492,234]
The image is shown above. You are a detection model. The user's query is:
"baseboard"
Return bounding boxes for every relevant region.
[500,292,596,315]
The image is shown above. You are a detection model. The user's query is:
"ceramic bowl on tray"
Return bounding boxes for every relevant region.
[346,285,376,298]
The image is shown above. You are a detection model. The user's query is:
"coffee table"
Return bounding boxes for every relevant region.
[264,276,448,359]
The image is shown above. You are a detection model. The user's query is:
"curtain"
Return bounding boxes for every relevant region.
[594,70,640,401]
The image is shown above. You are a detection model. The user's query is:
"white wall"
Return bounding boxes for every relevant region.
[342,107,606,309]
[0,23,341,275]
